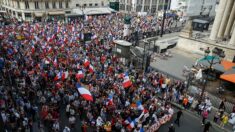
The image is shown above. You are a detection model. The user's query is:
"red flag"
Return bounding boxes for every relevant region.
[84,59,90,67]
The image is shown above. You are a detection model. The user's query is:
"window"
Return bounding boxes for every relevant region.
[35,1,39,9]
[18,12,22,17]
[66,2,69,8]
[89,3,92,7]
[45,2,49,9]
[25,13,32,18]
[17,1,20,8]
[52,2,56,9]
[59,2,63,8]
[65,11,71,14]
[76,4,79,7]
[83,4,87,7]
[101,1,104,6]
[25,1,29,9]
[95,3,98,6]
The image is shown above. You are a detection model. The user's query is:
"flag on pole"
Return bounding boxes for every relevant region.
[195,69,203,80]
[136,101,144,110]
[123,117,132,125]
[48,46,53,53]
[53,58,58,67]
[77,63,81,69]
[118,73,125,78]
[123,73,132,88]
[106,94,113,106]
[127,120,136,129]
[54,71,62,81]
[76,70,84,79]
[55,82,62,88]
[31,45,35,54]
[89,65,94,73]
[76,83,93,101]
[84,59,90,67]
[62,71,69,81]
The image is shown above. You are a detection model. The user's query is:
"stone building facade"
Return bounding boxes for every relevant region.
[209,0,235,45]
[1,0,109,21]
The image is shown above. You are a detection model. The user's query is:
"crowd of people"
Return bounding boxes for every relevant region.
[0,13,181,132]
[1,12,232,132]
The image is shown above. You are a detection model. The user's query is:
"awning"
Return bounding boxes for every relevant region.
[220,60,235,71]
[34,12,44,17]
[220,67,235,83]
[84,7,112,15]
[197,57,235,73]
[71,9,83,15]
[48,11,65,15]
[113,40,132,46]
[65,13,82,17]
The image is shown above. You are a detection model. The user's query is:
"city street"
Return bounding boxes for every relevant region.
[159,108,226,132]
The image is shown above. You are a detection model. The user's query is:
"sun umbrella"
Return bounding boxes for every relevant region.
[220,67,235,83]
[197,56,235,73]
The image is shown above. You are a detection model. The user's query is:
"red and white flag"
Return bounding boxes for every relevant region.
[76,70,84,79]
[123,73,132,88]
[84,59,90,67]
[89,65,94,73]
[62,71,69,81]
[31,45,35,54]
[54,71,62,81]
[76,83,93,101]
[53,58,58,67]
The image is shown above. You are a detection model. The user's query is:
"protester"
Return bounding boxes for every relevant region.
[0,13,180,132]
[203,121,212,132]
[219,98,226,111]
[202,109,209,125]
[220,114,229,129]
[174,109,183,127]
[213,111,221,124]
[168,123,175,132]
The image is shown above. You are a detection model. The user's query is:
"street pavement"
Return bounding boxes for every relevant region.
[150,50,196,80]
[159,107,227,132]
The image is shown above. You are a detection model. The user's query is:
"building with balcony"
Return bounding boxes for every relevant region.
[1,0,110,21]
[177,0,235,62]
[170,0,217,17]
[119,0,171,13]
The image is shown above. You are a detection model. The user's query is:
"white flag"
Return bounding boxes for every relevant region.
[195,69,203,80]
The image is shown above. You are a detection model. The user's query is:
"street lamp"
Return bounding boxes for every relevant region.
[79,5,85,20]
[160,10,166,37]
[199,47,225,102]
[142,35,147,70]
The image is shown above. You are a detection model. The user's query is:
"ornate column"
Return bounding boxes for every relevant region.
[149,0,153,13]
[156,0,159,13]
[132,0,137,12]
[229,24,235,45]
[209,0,228,40]
[125,0,127,12]
[217,0,234,38]
[224,2,235,37]
[141,0,145,12]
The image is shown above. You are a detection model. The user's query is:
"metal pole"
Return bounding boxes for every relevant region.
[156,0,159,14]
[167,0,171,10]
[199,56,215,101]
[142,41,146,70]
[160,10,166,37]
[186,72,192,90]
